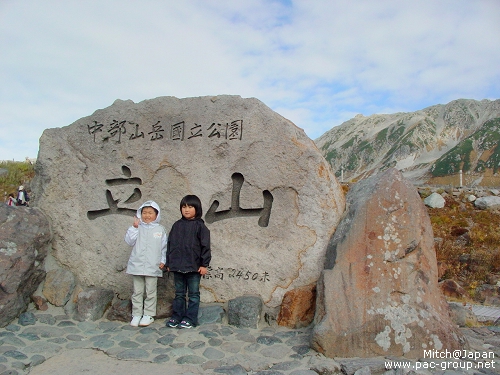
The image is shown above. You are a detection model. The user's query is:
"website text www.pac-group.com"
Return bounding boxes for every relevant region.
[385,350,496,372]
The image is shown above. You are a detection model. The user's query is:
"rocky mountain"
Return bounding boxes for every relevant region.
[315,99,500,186]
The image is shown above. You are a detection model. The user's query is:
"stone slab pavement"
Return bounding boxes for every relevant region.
[1,305,500,375]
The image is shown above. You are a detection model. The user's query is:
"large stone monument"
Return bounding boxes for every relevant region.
[32,95,345,308]
[311,168,466,358]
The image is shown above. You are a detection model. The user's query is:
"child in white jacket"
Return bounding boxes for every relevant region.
[125,200,167,327]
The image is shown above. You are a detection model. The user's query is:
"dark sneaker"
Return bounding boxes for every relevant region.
[179,320,193,329]
[166,319,179,328]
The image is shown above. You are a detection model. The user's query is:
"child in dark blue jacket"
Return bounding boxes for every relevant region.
[165,195,211,328]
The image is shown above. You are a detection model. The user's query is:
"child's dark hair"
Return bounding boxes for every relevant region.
[180,195,203,218]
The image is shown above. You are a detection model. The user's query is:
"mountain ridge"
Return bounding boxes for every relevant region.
[315,98,500,186]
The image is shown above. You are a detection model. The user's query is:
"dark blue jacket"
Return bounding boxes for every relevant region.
[166,217,211,272]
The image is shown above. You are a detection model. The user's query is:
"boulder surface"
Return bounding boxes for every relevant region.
[311,168,466,358]
[0,205,52,327]
[42,269,76,306]
[32,95,345,307]
[423,192,445,208]
[277,283,316,328]
[475,195,500,210]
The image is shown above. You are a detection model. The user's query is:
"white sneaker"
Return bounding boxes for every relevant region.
[130,316,141,327]
[139,315,154,326]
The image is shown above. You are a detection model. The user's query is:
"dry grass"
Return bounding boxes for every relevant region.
[428,193,500,297]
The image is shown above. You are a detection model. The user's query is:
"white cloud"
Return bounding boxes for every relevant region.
[0,0,499,160]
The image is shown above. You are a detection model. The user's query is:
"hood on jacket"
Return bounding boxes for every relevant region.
[136,200,161,225]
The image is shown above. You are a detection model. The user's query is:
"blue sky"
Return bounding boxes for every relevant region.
[1,0,499,161]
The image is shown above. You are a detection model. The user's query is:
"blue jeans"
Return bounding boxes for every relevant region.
[172,272,201,325]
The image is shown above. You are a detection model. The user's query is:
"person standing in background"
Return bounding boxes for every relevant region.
[16,186,29,206]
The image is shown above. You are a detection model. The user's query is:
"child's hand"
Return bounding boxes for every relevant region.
[133,216,140,228]
[159,263,165,270]
[198,266,207,275]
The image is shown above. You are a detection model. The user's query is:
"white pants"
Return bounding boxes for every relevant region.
[131,275,158,317]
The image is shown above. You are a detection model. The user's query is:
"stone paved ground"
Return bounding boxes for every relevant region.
[1,307,500,374]
[0,307,338,375]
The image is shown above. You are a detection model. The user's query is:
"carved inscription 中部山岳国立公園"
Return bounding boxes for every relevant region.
[87,120,243,143]
[87,165,142,220]
[205,173,273,228]
[202,266,271,283]
[86,169,273,228]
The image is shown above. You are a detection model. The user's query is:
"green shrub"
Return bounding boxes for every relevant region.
[0,161,35,197]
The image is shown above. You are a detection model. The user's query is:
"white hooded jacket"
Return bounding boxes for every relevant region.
[125,200,167,277]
